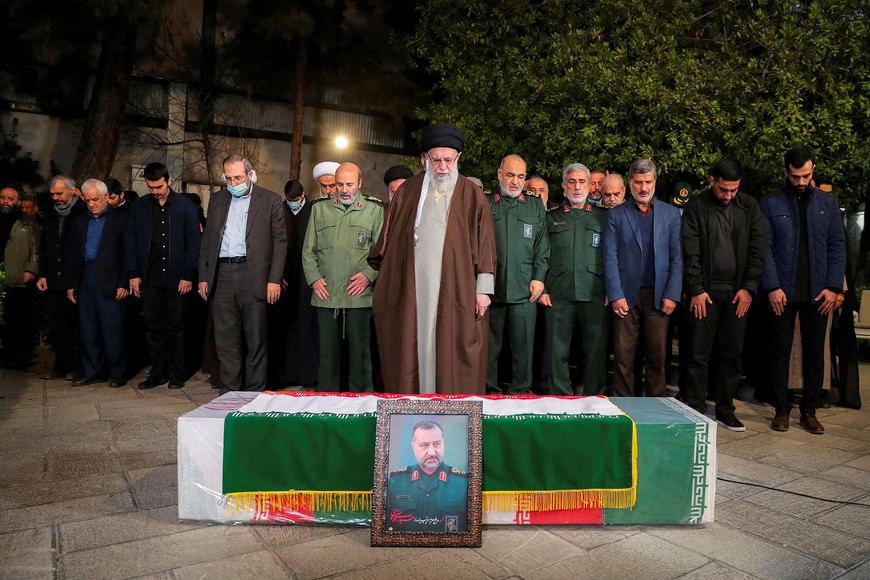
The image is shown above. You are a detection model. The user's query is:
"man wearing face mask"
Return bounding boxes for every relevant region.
[302,162,384,391]
[539,163,609,395]
[485,154,549,394]
[198,154,287,392]
[281,179,319,387]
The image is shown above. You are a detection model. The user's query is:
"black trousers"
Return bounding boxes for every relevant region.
[683,288,748,415]
[45,288,80,374]
[79,264,126,379]
[771,302,827,414]
[141,282,186,381]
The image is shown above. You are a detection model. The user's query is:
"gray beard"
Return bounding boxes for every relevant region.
[428,165,459,197]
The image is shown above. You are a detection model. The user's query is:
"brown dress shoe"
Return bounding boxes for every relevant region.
[800,414,825,435]
[771,409,790,432]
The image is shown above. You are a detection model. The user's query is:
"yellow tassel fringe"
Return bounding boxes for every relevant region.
[225,491,372,514]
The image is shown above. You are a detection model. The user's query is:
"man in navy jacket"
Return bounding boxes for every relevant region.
[64,180,130,387]
[761,146,846,434]
[604,158,683,397]
[128,162,201,390]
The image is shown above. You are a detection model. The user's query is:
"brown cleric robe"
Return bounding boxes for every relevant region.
[368,172,496,394]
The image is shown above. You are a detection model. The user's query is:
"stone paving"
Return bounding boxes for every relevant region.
[0,349,868,579]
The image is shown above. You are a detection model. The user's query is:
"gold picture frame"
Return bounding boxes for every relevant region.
[371,399,483,547]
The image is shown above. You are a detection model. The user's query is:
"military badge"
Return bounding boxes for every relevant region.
[356,231,366,246]
[592,233,601,248]
[523,224,533,239]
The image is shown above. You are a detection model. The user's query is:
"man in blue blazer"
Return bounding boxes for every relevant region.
[604,159,683,397]
[64,179,131,388]
[128,162,201,390]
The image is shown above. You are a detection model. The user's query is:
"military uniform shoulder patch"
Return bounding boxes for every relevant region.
[449,466,468,476]
[364,195,385,205]
[311,195,332,204]
[389,465,410,475]
[546,205,561,212]
[524,189,541,198]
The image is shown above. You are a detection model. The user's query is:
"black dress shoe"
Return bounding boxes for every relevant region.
[168,380,185,390]
[138,376,168,390]
[109,377,127,388]
[72,375,108,387]
[43,369,69,380]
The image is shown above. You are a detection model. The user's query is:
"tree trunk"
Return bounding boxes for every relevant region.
[71,18,136,184]
[289,38,307,181]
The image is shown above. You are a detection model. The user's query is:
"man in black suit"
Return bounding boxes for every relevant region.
[37,175,87,380]
[128,162,201,390]
[64,179,130,388]
[282,179,319,387]
[198,155,287,391]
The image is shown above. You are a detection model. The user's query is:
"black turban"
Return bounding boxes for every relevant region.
[383,165,414,186]
[419,123,465,153]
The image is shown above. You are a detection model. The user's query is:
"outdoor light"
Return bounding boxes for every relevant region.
[335,135,349,149]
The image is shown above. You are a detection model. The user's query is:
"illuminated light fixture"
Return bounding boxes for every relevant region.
[335,135,349,149]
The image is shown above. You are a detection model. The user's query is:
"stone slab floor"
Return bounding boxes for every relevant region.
[0,347,868,579]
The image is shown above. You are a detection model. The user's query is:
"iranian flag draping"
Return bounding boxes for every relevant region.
[222,392,636,521]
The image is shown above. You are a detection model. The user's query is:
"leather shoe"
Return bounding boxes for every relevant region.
[800,413,825,435]
[168,380,185,390]
[771,409,790,432]
[72,375,108,387]
[138,376,168,390]
[43,369,69,380]
[109,377,127,388]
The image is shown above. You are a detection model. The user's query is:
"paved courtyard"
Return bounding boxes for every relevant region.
[1,348,868,579]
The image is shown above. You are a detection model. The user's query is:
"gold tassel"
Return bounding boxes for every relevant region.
[225,491,372,515]
[483,488,636,512]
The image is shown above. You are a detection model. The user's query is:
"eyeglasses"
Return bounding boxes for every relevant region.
[428,156,457,166]
[225,172,250,186]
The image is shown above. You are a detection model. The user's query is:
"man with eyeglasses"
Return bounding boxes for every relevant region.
[604,159,683,398]
[485,154,549,394]
[369,123,496,394]
[681,158,766,430]
[198,154,287,392]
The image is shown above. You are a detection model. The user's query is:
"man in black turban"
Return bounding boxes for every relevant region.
[369,123,496,394]
[383,165,414,203]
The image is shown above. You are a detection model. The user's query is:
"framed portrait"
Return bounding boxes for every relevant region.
[371,399,483,547]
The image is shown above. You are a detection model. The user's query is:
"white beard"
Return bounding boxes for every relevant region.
[428,165,459,199]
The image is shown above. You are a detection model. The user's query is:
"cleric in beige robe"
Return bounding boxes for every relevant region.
[368,123,496,394]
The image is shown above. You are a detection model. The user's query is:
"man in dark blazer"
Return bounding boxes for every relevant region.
[198,154,287,391]
[64,179,131,388]
[604,158,683,397]
[37,175,87,380]
[128,162,201,390]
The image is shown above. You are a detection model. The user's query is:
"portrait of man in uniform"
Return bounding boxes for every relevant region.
[385,416,470,533]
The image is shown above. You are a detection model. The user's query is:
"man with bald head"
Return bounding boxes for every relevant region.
[485,154,549,393]
[302,162,384,391]
[601,173,626,209]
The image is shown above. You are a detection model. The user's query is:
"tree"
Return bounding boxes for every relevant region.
[408,0,869,202]
[0,118,43,193]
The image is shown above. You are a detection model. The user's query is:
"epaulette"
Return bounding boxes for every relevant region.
[311,195,332,204]
[483,189,493,196]
[524,190,541,198]
[449,466,468,476]
[390,466,410,476]
[546,205,562,212]
[364,195,385,205]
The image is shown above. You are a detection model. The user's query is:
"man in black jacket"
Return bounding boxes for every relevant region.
[681,158,767,430]
[37,175,87,379]
[128,162,201,390]
[64,179,130,388]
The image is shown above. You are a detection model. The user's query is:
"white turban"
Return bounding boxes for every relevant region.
[312,161,340,180]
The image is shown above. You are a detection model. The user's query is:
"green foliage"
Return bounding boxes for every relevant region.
[0,118,43,193]
[409,0,869,202]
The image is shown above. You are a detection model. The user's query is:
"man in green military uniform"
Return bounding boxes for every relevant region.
[486,154,550,394]
[540,163,609,395]
[386,420,468,532]
[302,162,384,391]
